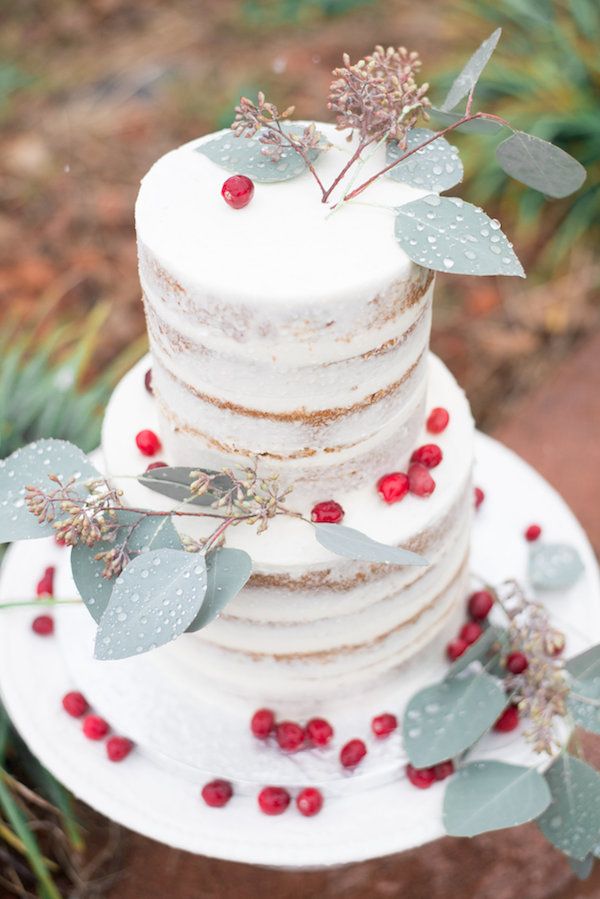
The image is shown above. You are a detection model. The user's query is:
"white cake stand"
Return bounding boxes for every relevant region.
[0,432,598,868]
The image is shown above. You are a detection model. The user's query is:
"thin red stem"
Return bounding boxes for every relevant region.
[321,139,371,203]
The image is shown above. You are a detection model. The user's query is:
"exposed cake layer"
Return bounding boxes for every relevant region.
[136,125,434,501]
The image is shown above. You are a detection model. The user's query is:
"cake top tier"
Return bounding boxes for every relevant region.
[135,122,429,308]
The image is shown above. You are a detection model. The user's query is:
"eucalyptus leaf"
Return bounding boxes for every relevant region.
[314,523,428,566]
[428,107,503,135]
[95,548,207,660]
[567,677,600,735]
[386,129,463,192]
[444,761,551,837]
[395,195,524,277]
[138,465,234,507]
[528,543,584,591]
[441,28,502,112]
[403,671,507,768]
[445,625,506,678]
[187,547,252,632]
[71,512,182,623]
[568,854,594,881]
[567,645,600,681]
[496,132,586,199]
[537,754,600,860]
[197,123,322,183]
[0,439,100,542]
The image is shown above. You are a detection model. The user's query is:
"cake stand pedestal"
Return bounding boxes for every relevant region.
[0,432,598,868]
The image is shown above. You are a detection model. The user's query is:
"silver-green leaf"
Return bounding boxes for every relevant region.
[441,28,502,112]
[386,129,463,192]
[403,671,507,768]
[187,547,252,632]
[568,854,594,881]
[71,512,182,623]
[138,465,234,507]
[496,132,586,199]
[395,195,524,277]
[528,543,584,591]
[567,646,600,681]
[567,678,600,736]
[314,523,428,566]
[537,755,600,860]
[197,124,322,183]
[445,625,506,678]
[95,548,207,661]
[0,439,100,542]
[444,761,551,837]
[428,107,503,135]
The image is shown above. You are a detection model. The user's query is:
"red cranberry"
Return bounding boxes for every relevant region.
[525,524,542,542]
[459,621,483,646]
[36,566,55,597]
[32,615,54,636]
[494,705,520,733]
[82,715,109,740]
[408,462,436,497]
[406,763,436,789]
[106,736,134,762]
[221,174,254,210]
[135,429,161,457]
[340,739,367,769]
[433,760,455,781]
[146,461,167,471]
[377,472,409,504]
[426,407,450,434]
[474,486,485,509]
[258,786,291,816]
[276,721,305,752]
[468,590,494,620]
[371,713,398,738]
[201,779,233,808]
[310,500,344,524]
[144,368,153,394]
[446,637,468,661]
[250,708,275,739]
[506,652,529,674]
[410,444,443,469]
[296,787,323,817]
[306,718,334,747]
[62,691,89,718]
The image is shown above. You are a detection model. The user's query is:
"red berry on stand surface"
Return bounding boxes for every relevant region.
[340,739,367,769]
[468,590,494,621]
[474,486,485,509]
[446,637,468,662]
[144,368,153,394]
[135,429,161,457]
[106,736,134,762]
[310,501,344,524]
[62,691,89,718]
[276,721,305,752]
[371,713,398,738]
[433,760,455,781]
[36,566,55,597]
[406,764,436,789]
[82,715,109,741]
[408,463,436,498]
[459,621,483,646]
[221,175,254,210]
[296,787,323,817]
[377,472,409,504]
[410,444,443,469]
[146,461,168,471]
[506,652,529,674]
[32,615,54,636]
[258,786,291,816]
[524,524,542,542]
[426,407,450,434]
[250,708,275,739]
[306,718,334,747]
[201,779,233,808]
[494,705,520,733]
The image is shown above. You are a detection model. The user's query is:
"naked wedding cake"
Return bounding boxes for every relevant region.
[100,123,474,705]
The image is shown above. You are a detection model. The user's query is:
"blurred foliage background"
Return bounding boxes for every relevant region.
[0,0,598,894]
